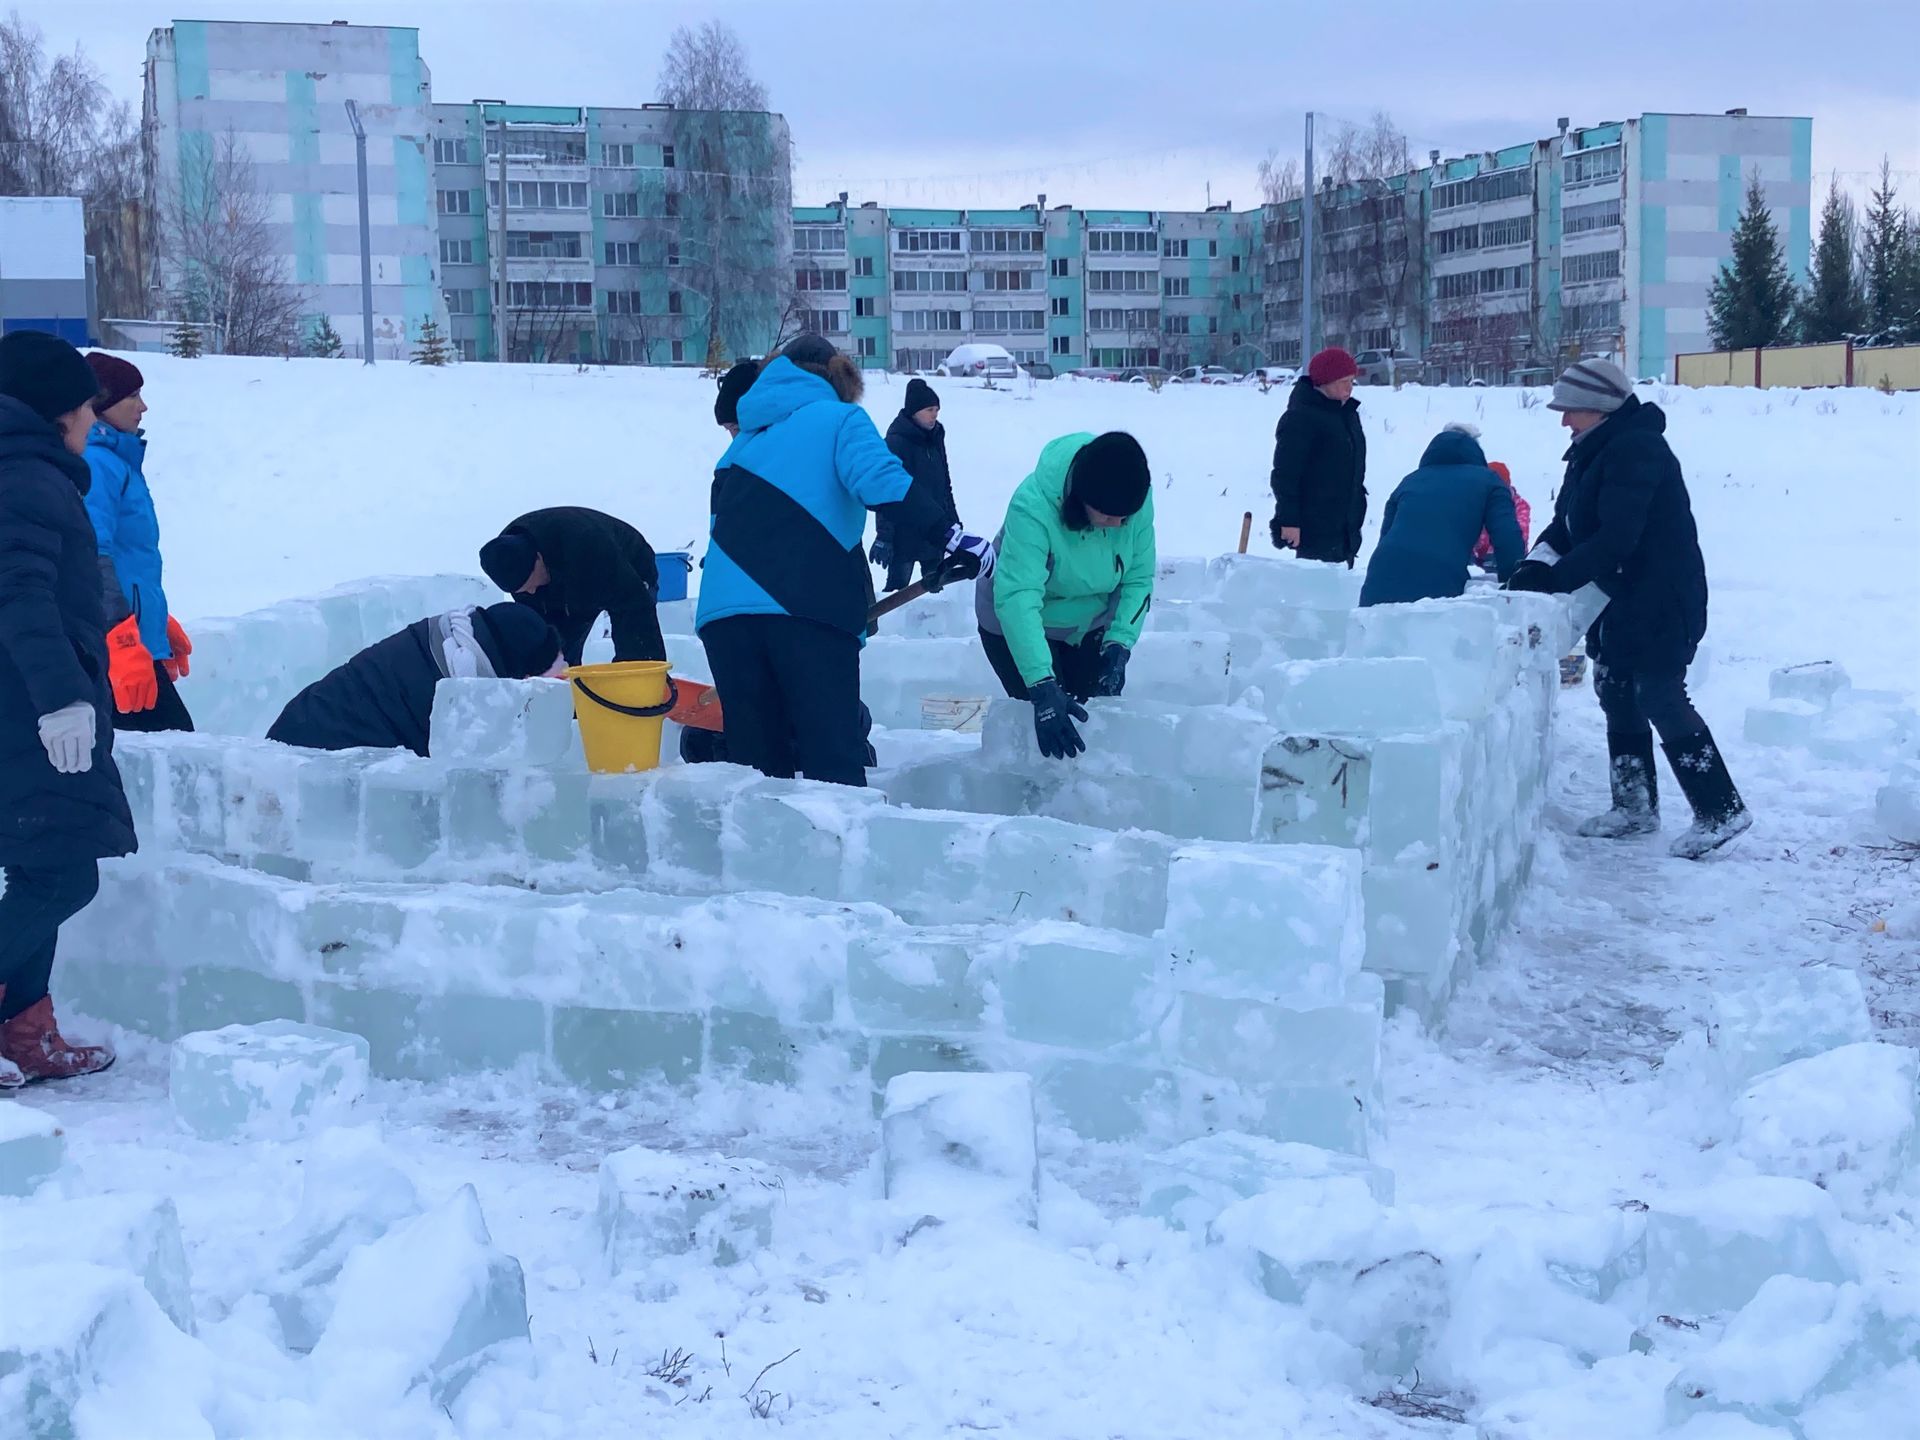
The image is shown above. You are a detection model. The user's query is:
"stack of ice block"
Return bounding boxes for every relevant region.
[1746,661,1919,768]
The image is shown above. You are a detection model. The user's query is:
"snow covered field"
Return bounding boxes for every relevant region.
[5,355,1919,1439]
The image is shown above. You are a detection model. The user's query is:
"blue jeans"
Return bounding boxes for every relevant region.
[0,862,101,1021]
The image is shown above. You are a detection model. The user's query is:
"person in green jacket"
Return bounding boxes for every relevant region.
[974,432,1156,759]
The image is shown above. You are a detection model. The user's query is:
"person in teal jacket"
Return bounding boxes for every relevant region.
[81,353,193,732]
[1359,422,1523,607]
[975,432,1156,759]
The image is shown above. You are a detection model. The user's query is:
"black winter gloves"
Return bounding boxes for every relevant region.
[1028,678,1088,760]
[1503,560,1557,594]
[869,535,894,573]
[1095,644,1130,698]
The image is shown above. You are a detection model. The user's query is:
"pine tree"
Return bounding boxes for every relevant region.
[702,331,727,375]
[308,315,345,359]
[167,314,203,359]
[1885,215,1920,343]
[1862,159,1905,337]
[411,317,452,366]
[1706,172,1796,350]
[1794,177,1867,342]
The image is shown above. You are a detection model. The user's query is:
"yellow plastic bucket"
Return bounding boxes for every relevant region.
[567,661,676,774]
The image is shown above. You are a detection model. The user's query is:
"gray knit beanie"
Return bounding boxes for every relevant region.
[1547,358,1632,413]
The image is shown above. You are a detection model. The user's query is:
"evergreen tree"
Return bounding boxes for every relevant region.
[308,315,345,359]
[1794,177,1867,342]
[1862,159,1906,336]
[1706,172,1796,350]
[702,331,727,375]
[411,317,452,366]
[167,314,203,359]
[1886,215,1920,343]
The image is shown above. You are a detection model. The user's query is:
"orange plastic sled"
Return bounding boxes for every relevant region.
[668,677,725,732]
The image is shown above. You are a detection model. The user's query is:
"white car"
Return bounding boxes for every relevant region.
[1170,365,1237,385]
[1241,366,1298,388]
[938,342,1019,380]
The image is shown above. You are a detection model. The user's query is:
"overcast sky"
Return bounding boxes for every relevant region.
[25,0,1920,210]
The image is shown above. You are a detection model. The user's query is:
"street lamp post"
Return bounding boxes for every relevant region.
[344,99,375,364]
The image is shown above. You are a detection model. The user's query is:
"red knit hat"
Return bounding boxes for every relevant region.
[85,352,145,414]
[1306,347,1358,386]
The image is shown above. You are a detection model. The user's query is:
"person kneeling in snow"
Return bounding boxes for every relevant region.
[267,603,563,758]
[1359,422,1524,606]
[976,432,1156,761]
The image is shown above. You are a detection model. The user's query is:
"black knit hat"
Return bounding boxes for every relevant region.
[0,330,101,424]
[782,333,836,367]
[479,531,539,592]
[714,359,759,427]
[472,602,563,679]
[904,377,940,414]
[1068,432,1151,518]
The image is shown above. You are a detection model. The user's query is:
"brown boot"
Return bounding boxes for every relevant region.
[0,996,115,1082]
[0,986,24,1090]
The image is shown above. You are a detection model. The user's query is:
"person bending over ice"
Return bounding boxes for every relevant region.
[479,506,666,668]
[1359,422,1524,606]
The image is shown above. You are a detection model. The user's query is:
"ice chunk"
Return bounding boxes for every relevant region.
[1730,1042,1919,1215]
[311,1184,529,1404]
[1346,600,1503,721]
[1261,657,1444,735]
[1208,552,1363,612]
[724,780,885,899]
[0,1102,64,1196]
[1252,734,1372,849]
[853,809,996,922]
[596,1146,782,1271]
[0,1193,195,1332]
[266,1127,425,1352]
[642,764,761,883]
[848,928,985,1032]
[551,1006,704,1090]
[358,759,446,871]
[979,815,1109,927]
[1363,862,1464,992]
[1875,758,1920,844]
[993,922,1165,1049]
[1769,661,1849,708]
[446,768,590,864]
[1366,730,1469,866]
[1743,698,1821,748]
[1161,843,1362,1003]
[1708,965,1872,1093]
[1126,631,1234,708]
[588,774,650,877]
[169,1021,370,1142]
[1035,1058,1177,1144]
[1810,697,1919,769]
[882,1071,1038,1227]
[1140,1132,1395,1232]
[1174,977,1383,1095]
[428,676,577,765]
[1641,1177,1849,1320]
[1664,1277,1879,1432]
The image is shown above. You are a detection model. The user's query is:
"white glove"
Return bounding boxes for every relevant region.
[38,701,96,775]
[944,524,997,580]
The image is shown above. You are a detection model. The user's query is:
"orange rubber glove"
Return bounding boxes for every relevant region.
[163,616,193,681]
[106,617,160,712]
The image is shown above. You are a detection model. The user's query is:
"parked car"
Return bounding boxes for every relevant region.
[939,342,1020,379]
[1116,366,1172,386]
[1170,365,1237,385]
[1067,366,1122,382]
[1241,366,1298,388]
[1021,362,1056,380]
[1353,349,1425,386]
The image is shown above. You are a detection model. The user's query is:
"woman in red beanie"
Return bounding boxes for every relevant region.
[1268,347,1367,566]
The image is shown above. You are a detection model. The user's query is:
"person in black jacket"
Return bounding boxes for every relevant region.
[478,507,665,667]
[1269,348,1367,566]
[873,377,962,591]
[267,602,563,757]
[0,331,132,1085]
[1508,359,1751,859]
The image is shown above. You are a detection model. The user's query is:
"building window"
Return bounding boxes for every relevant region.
[1087,229,1155,254]
[1087,307,1158,331]
[662,145,676,169]
[1091,347,1158,367]
[667,242,680,267]
[856,335,877,358]
[1362,326,1391,350]
[972,228,1043,253]
[605,338,643,364]
[1052,335,1071,355]
[1482,216,1532,248]
[1435,223,1480,255]
[603,192,639,218]
[1230,254,1241,273]
[506,230,582,259]
[1435,265,1529,301]
[439,238,473,265]
[806,309,847,332]
[893,269,967,293]
[1562,249,1622,285]
[437,189,471,215]
[506,281,592,309]
[1163,276,1190,297]
[1563,298,1623,334]
[795,225,847,253]
[970,310,1045,333]
[485,127,587,165]
[795,267,848,291]
[605,290,643,315]
[1050,256,1070,278]
[1163,238,1189,258]
[979,268,1040,292]
[854,255,875,278]
[1088,269,1154,293]
[668,290,682,315]
[445,289,476,315]
[1163,314,1190,335]
[600,143,635,167]
[895,228,962,253]
[1564,198,1622,236]
[1432,165,1532,212]
[664,190,679,218]
[1563,145,1623,187]
[854,296,876,318]
[605,241,641,266]
[1208,239,1219,258]
[895,309,963,333]
[491,180,588,209]
[456,338,478,361]
[1050,296,1070,317]
[434,138,470,165]
[671,339,685,362]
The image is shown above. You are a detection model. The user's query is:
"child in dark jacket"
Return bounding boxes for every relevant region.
[1359,423,1524,607]
[874,377,962,592]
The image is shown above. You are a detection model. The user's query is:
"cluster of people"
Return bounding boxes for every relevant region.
[0,326,1749,1090]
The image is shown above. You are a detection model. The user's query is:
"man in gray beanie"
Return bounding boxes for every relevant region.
[1506,358,1751,859]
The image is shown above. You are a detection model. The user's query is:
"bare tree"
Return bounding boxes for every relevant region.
[657,20,768,112]
[0,13,109,196]
[1257,150,1302,206]
[160,128,304,355]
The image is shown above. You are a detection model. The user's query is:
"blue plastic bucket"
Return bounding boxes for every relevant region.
[656,551,691,602]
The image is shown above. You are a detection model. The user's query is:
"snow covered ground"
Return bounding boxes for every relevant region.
[5,356,1919,1438]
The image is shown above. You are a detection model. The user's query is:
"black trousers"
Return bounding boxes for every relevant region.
[0,861,101,1021]
[1594,661,1707,746]
[980,627,1105,704]
[701,614,868,787]
[113,662,194,733]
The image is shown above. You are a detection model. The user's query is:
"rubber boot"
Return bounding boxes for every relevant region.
[1577,734,1661,838]
[1662,731,1753,860]
[0,995,115,1082]
[0,986,24,1090]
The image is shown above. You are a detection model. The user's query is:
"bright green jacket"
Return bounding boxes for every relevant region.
[975,433,1157,687]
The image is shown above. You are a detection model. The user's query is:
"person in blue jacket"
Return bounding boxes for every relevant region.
[697,335,990,786]
[1359,422,1524,607]
[81,353,194,732]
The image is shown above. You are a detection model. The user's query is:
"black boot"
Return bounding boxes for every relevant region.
[1577,734,1661,839]
[1662,731,1753,859]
